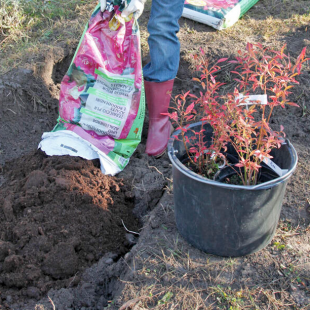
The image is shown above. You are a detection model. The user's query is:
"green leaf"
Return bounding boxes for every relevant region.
[158,292,173,305]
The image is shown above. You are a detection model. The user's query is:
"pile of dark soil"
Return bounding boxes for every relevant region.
[0,150,140,306]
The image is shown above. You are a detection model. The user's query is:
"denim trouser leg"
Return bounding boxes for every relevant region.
[143,0,185,83]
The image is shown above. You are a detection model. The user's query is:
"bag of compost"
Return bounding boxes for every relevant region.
[39,1,145,175]
[182,0,259,30]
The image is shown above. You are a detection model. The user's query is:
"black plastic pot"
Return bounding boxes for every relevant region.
[214,164,279,184]
[167,122,298,257]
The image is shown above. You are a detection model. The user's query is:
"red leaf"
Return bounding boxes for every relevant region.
[185,103,195,115]
[183,90,191,98]
[286,102,299,107]
[170,112,178,122]
[235,163,244,168]
[217,57,228,63]
[246,42,253,52]
[297,47,307,62]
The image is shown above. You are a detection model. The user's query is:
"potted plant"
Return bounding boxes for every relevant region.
[166,43,308,257]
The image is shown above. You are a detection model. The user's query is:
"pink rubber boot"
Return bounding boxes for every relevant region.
[144,79,174,157]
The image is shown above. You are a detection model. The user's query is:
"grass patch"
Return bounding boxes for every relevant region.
[0,0,95,74]
[2,0,310,74]
[230,0,310,39]
[1,1,310,308]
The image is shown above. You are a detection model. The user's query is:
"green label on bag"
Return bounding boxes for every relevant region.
[80,107,122,126]
[125,81,145,140]
[87,87,128,106]
[95,68,135,86]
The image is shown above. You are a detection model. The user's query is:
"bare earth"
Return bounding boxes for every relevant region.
[0,1,309,309]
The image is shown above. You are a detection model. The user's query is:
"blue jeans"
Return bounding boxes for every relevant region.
[143,0,185,83]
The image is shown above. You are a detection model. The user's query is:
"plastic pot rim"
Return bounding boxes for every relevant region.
[167,122,298,191]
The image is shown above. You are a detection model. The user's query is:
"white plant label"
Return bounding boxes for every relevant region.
[262,157,288,177]
[237,94,268,106]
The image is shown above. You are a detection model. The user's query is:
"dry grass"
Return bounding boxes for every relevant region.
[0,0,95,74]
[115,199,310,309]
[2,0,309,75]
[228,0,310,38]
[0,0,309,309]
[177,0,310,62]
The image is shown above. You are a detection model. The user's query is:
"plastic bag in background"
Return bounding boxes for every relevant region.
[182,0,259,30]
[39,2,145,175]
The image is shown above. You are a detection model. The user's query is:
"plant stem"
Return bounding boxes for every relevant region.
[181,131,196,168]
[267,106,274,123]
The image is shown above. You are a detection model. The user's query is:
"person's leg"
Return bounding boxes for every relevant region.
[143,0,185,157]
[143,0,185,82]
